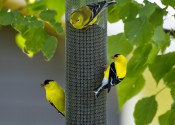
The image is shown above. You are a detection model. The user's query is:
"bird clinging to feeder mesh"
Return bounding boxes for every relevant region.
[41,80,65,116]
[94,54,127,98]
[70,0,117,29]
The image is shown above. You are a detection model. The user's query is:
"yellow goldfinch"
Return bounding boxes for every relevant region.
[70,0,116,29]
[94,54,127,97]
[41,80,65,116]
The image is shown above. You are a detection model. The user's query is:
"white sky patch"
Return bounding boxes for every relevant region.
[165,39,175,53]
[107,20,124,36]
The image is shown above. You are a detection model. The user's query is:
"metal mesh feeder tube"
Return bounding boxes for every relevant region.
[65,0,107,124]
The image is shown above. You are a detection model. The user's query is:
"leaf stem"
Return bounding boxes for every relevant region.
[155,86,167,95]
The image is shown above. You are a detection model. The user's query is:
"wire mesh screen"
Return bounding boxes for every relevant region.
[66,0,107,124]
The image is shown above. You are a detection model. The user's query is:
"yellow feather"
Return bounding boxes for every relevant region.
[43,81,65,116]
[104,55,127,79]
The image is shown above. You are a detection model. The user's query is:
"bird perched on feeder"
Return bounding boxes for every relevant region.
[94,54,127,98]
[70,0,116,29]
[41,80,65,116]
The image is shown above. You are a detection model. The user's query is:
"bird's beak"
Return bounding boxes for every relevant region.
[41,83,45,87]
[111,56,115,59]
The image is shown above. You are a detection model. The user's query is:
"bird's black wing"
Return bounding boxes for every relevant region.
[87,1,107,22]
[108,62,120,92]
[49,101,65,117]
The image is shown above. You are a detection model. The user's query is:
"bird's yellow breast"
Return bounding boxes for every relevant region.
[115,62,127,78]
[45,87,65,114]
[103,62,127,79]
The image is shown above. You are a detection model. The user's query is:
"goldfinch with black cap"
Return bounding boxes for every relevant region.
[94,54,127,97]
[41,80,65,116]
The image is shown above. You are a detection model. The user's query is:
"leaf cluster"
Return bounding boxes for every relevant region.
[108,0,175,124]
[0,0,64,61]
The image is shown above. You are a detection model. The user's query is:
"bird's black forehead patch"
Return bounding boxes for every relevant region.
[44,80,54,85]
[114,54,120,57]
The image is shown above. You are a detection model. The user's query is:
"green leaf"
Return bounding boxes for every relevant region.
[27,0,46,12]
[163,68,175,101]
[124,18,154,45]
[117,0,131,5]
[0,9,13,25]
[41,35,57,61]
[164,68,175,85]
[117,74,145,109]
[162,0,175,7]
[152,26,170,52]
[23,28,45,53]
[127,44,152,76]
[147,42,159,64]
[134,95,158,125]
[39,9,63,33]
[39,9,57,22]
[108,6,120,23]
[15,34,34,58]
[149,52,175,83]
[159,109,175,125]
[139,1,156,20]
[50,21,63,33]
[120,2,140,22]
[13,13,44,33]
[170,83,175,102]
[46,0,65,21]
[108,2,140,23]
[149,8,166,27]
[107,33,133,63]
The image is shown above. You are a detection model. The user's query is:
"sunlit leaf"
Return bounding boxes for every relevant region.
[117,74,145,109]
[134,95,157,125]
[147,42,159,64]
[15,34,34,58]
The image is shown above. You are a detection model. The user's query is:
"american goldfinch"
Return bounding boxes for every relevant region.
[70,0,116,29]
[41,80,65,116]
[94,54,127,97]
